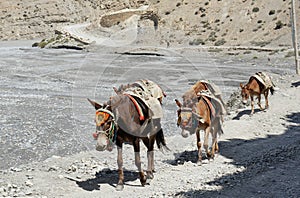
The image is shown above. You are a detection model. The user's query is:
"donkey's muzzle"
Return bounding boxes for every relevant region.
[96,144,107,151]
[95,133,109,152]
[181,129,190,138]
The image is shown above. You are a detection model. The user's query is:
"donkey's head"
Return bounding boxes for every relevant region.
[175,98,197,138]
[240,83,250,104]
[88,98,116,152]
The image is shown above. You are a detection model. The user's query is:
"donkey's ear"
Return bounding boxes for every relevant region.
[175,99,182,108]
[240,83,244,89]
[113,87,119,94]
[87,98,102,110]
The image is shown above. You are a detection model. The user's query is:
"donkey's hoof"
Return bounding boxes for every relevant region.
[209,157,215,162]
[116,184,124,191]
[140,176,147,186]
[146,171,154,180]
[196,160,202,166]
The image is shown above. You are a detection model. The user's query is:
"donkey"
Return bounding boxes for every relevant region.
[240,72,276,115]
[175,82,225,165]
[87,84,168,191]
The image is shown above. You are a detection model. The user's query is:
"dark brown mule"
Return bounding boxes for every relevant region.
[88,89,168,191]
[175,82,225,165]
[240,72,276,115]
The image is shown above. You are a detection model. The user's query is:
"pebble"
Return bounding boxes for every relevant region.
[48,166,59,171]
[25,180,33,187]
[10,167,22,172]
[25,189,33,195]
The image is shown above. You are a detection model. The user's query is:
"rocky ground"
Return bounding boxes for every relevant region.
[0,71,299,197]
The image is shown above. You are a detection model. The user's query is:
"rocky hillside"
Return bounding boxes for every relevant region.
[1,0,299,47]
[0,0,141,41]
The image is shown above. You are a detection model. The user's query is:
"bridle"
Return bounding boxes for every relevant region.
[94,108,118,144]
[177,107,203,129]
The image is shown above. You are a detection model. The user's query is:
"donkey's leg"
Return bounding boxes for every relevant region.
[204,126,212,159]
[264,90,269,109]
[250,95,255,115]
[147,151,154,179]
[142,137,155,180]
[116,146,124,191]
[257,94,263,110]
[133,138,146,186]
[196,129,202,165]
[211,122,220,159]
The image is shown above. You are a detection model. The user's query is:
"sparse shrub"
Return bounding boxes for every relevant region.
[38,41,48,48]
[208,48,223,53]
[269,10,276,15]
[189,38,205,45]
[243,51,252,54]
[274,20,284,30]
[252,7,259,12]
[199,7,206,12]
[208,31,217,42]
[269,50,279,55]
[257,20,262,23]
[32,42,39,47]
[214,38,226,46]
[250,40,271,47]
[285,51,300,58]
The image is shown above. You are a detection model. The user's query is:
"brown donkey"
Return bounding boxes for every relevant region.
[175,81,225,165]
[240,72,276,115]
[87,82,168,191]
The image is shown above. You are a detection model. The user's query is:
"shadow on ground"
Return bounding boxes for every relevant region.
[68,168,144,191]
[291,81,300,87]
[232,108,261,120]
[173,112,300,197]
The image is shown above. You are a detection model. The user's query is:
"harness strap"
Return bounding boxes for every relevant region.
[124,93,145,120]
[201,95,216,118]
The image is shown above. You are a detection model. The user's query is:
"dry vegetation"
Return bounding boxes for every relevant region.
[1,0,299,48]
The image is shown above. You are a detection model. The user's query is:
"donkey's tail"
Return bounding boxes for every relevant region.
[270,80,277,95]
[270,86,275,95]
[156,129,171,153]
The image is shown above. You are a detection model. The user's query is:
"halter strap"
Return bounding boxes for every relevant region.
[96,108,115,119]
[95,108,117,143]
[180,107,205,124]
